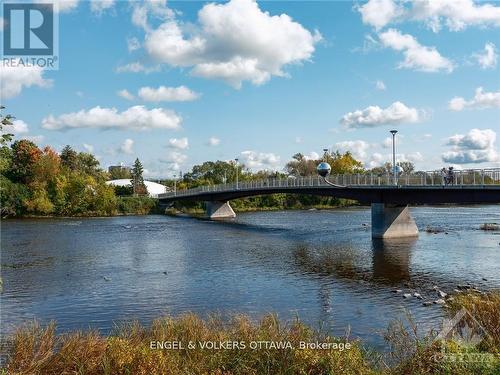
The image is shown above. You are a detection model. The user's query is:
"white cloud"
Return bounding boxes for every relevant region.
[207,136,220,146]
[161,151,187,168]
[335,140,371,159]
[448,87,500,111]
[382,137,393,148]
[115,62,160,74]
[474,42,498,69]
[367,151,424,168]
[295,136,303,144]
[410,0,500,32]
[22,135,45,144]
[34,0,79,13]
[1,119,46,145]
[0,60,53,99]
[240,150,281,170]
[120,138,134,154]
[378,29,454,72]
[442,128,498,164]
[42,105,182,131]
[375,80,386,90]
[358,0,404,30]
[8,120,29,134]
[358,0,500,32]
[83,143,94,153]
[138,85,200,102]
[132,0,174,32]
[90,0,114,15]
[303,151,320,161]
[143,0,321,88]
[127,37,141,52]
[447,128,496,150]
[341,101,422,128]
[117,89,135,101]
[168,137,189,150]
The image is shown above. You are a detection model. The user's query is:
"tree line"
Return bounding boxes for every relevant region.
[1,107,419,217]
[0,108,156,217]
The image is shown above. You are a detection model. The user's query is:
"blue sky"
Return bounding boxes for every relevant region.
[1,0,499,178]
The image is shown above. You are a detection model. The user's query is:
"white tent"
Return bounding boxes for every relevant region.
[106,179,169,197]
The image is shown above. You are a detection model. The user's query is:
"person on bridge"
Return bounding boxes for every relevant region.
[441,168,447,186]
[447,167,455,185]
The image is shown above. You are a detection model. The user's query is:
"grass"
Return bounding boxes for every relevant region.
[2,292,499,375]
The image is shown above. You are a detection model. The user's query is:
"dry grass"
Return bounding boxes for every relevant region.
[2,292,499,375]
[384,291,500,375]
[2,314,374,375]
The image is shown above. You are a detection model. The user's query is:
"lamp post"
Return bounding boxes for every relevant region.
[323,148,328,161]
[390,130,398,186]
[173,174,177,195]
[235,158,239,189]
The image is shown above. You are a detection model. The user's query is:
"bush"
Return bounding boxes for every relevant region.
[117,196,158,215]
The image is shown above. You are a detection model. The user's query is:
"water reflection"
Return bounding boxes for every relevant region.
[371,238,416,283]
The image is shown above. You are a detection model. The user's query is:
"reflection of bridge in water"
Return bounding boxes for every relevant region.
[159,168,500,238]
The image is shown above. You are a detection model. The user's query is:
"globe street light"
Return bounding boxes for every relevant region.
[390,130,398,186]
[316,162,345,187]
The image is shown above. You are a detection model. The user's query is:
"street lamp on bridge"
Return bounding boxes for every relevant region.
[390,130,398,186]
[235,158,239,189]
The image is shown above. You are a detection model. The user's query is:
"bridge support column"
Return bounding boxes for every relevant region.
[205,201,236,219]
[371,204,418,239]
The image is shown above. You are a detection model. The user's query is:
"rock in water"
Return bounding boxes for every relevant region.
[403,293,412,299]
[413,293,423,299]
[434,299,446,305]
[422,301,433,306]
[438,290,447,298]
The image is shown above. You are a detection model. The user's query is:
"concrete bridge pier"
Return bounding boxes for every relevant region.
[371,203,419,239]
[205,201,236,219]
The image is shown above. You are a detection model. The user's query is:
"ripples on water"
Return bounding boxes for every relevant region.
[1,206,499,349]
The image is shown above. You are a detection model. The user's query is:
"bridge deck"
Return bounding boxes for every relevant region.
[159,169,500,204]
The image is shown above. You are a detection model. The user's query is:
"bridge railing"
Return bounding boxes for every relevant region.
[158,168,500,199]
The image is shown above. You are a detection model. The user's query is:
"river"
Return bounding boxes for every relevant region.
[1,206,499,349]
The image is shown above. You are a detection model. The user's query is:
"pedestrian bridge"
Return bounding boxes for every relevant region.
[158,168,500,239]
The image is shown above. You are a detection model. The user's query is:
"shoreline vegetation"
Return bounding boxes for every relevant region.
[2,291,498,375]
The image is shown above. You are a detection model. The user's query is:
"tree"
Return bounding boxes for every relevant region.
[131,158,147,195]
[109,166,131,180]
[76,152,101,178]
[9,140,42,183]
[60,145,78,171]
[397,161,415,174]
[0,106,14,145]
[285,153,318,176]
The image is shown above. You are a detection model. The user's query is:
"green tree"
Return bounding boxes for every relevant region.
[397,161,415,174]
[60,145,78,171]
[76,152,101,178]
[0,175,29,217]
[9,140,42,183]
[131,158,146,195]
[0,106,14,145]
[109,166,131,180]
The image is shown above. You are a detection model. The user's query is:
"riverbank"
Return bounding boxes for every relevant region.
[2,291,498,374]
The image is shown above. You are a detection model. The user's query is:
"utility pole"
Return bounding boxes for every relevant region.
[390,130,398,186]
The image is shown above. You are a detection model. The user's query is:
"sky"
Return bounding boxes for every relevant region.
[1,0,499,178]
